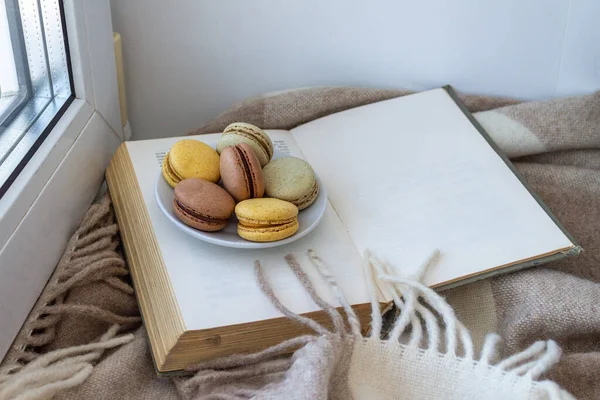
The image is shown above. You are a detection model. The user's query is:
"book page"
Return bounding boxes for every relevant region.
[126,130,370,331]
[291,89,574,286]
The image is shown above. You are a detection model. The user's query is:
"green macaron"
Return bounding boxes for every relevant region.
[216,123,273,167]
[262,157,319,210]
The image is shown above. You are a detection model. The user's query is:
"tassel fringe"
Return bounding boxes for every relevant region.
[0,325,134,400]
[182,250,571,399]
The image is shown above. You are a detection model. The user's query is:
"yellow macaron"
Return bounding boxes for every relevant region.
[162,139,220,187]
[235,198,299,242]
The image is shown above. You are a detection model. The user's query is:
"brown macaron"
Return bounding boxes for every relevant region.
[220,143,265,202]
[173,178,235,232]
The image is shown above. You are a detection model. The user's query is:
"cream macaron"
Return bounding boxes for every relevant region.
[216,123,273,167]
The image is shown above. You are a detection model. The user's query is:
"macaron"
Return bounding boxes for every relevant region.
[217,123,273,167]
[162,139,220,188]
[235,198,299,242]
[262,157,319,210]
[173,178,235,232]
[220,143,265,202]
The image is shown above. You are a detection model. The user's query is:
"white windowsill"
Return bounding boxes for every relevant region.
[0,100,93,244]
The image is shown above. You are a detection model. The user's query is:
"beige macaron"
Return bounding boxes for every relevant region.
[216,123,273,167]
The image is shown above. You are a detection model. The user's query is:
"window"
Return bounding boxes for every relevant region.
[0,0,122,362]
[0,0,73,197]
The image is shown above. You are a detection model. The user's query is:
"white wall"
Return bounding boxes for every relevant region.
[110,0,599,140]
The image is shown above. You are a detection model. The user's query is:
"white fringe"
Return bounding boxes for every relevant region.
[363,251,383,339]
[364,249,564,391]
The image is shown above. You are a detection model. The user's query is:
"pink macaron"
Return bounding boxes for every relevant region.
[220,143,265,202]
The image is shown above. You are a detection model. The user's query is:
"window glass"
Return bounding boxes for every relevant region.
[0,0,73,197]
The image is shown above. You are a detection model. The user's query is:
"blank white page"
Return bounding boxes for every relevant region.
[291,89,574,286]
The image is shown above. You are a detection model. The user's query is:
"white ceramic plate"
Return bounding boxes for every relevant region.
[154,151,327,249]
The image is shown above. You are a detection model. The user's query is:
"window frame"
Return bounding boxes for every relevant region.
[0,0,123,361]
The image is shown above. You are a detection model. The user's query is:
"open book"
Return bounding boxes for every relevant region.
[106,87,580,373]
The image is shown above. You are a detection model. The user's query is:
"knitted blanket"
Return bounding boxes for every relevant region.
[1,87,598,399]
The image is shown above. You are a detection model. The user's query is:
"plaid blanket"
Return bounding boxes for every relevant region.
[1,87,598,399]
